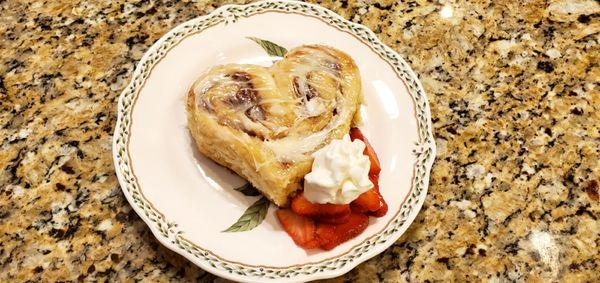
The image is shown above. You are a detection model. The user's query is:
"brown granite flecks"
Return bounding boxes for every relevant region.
[1,0,598,282]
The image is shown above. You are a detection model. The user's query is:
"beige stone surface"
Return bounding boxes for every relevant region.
[0,0,598,281]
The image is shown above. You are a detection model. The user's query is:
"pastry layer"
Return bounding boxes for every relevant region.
[187,45,362,206]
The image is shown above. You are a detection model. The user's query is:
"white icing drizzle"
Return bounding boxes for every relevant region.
[263,47,351,162]
[264,104,349,162]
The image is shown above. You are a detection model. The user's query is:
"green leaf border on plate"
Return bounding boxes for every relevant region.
[113,1,436,281]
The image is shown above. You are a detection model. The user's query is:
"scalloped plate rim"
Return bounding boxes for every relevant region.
[112,1,436,282]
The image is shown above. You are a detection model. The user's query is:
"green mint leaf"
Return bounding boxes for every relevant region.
[222,197,269,232]
[247,37,288,58]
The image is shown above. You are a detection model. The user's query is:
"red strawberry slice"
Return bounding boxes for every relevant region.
[349,127,381,176]
[316,212,369,250]
[368,174,387,217]
[291,193,350,218]
[351,171,388,217]
[301,238,319,249]
[351,188,383,213]
[276,209,317,249]
[369,171,380,186]
[315,213,350,224]
[369,199,388,217]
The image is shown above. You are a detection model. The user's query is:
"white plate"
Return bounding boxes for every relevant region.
[113,1,436,282]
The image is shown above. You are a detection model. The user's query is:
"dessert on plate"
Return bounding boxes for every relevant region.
[187,44,387,250]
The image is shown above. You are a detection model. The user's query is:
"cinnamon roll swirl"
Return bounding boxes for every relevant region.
[187,45,362,206]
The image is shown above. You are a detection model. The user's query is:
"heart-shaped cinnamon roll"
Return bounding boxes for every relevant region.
[187,45,362,206]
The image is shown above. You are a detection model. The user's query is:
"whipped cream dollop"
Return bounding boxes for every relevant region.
[304,135,373,204]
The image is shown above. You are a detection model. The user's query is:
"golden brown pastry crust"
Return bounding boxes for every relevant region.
[187,45,362,206]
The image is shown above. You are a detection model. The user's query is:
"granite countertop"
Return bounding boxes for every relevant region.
[1,0,598,281]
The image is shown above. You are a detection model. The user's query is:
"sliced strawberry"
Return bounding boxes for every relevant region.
[369,171,380,185]
[369,199,388,217]
[291,193,350,218]
[301,238,320,249]
[349,127,381,176]
[315,213,350,224]
[369,173,379,190]
[316,212,369,250]
[368,174,387,217]
[276,209,317,249]
[351,174,388,216]
[351,188,383,213]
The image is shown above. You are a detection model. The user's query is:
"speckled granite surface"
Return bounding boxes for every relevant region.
[1,0,598,281]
